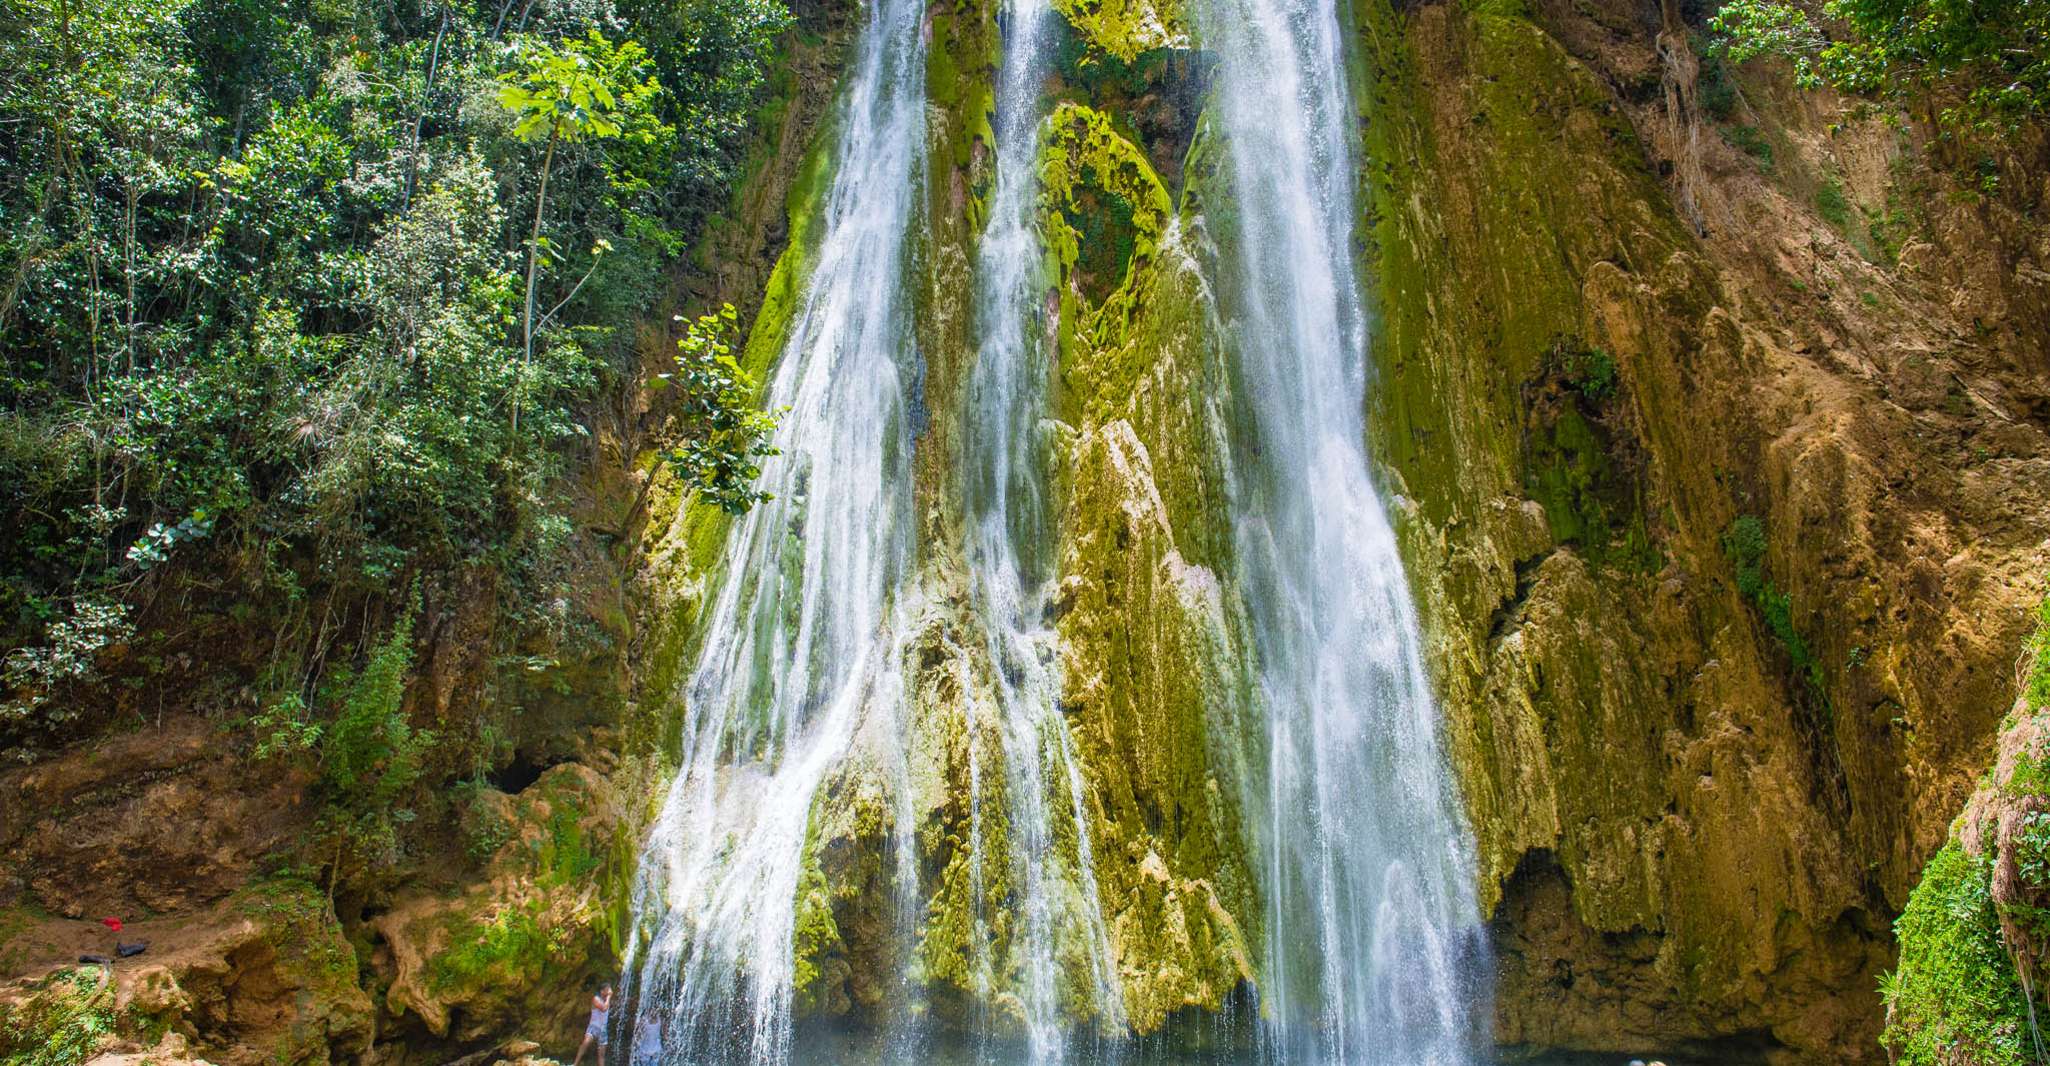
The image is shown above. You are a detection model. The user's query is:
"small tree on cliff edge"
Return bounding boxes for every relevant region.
[497,31,662,429]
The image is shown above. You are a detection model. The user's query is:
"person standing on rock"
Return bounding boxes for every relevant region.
[571,983,612,1066]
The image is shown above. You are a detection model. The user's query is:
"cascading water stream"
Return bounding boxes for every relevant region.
[616,0,928,1057]
[615,0,1491,1054]
[962,0,1125,1056]
[1192,0,1492,1060]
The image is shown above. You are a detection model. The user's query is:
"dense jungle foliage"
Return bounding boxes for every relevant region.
[1711,0,2050,133]
[0,0,784,774]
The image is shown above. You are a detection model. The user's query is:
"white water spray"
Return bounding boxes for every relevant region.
[617,0,928,1056]
[616,0,1492,1055]
[1193,0,1492,1061]
[962,0,1126,1056]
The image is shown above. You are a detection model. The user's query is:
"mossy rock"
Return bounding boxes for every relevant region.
[1050,0,1187,64]
[1021,81,1262,1032]
[1882,841,2032,1066]
[1038,102,1172,302]
[376,764,623,1046]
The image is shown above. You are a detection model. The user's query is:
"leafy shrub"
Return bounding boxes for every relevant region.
[1723,515,1829,699]
[656,305,779,514]
[1696,42,1740,120]
[314,615,435,872]
[1711,0,2050,132]
[254,610,434,875]
[458,782,517,862]
[1816,178,1853,227]
[1882,843,2032,1066]
[1722,515,1769,596]
[1562,346,1618,401]
[1544,338,1618,403]
[2027,589,2050,712]
[2016,811,2050,891]
[1,596,133,728]
[0,968,115,1066]
[1724,124,1774,165]
[1886,589,2050,1062]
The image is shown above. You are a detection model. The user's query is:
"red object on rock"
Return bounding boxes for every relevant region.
[100,917,123,933]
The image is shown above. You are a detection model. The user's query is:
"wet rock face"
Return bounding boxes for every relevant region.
[1357,0,2050,1058]
[672,0,2048,1051]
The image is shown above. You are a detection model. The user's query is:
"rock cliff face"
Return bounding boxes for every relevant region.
[631,0,2050,1053]
[1354,0,2050,1058]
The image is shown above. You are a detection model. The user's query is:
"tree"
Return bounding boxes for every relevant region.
[0,0,788,753]
[1711,0,2050,132]
[496,31,662,429]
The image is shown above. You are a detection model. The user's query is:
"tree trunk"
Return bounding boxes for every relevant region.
[516,121,560,432]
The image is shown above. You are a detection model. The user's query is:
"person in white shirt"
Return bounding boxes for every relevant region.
[632,1011,666,1066]
[570,983,613,1066]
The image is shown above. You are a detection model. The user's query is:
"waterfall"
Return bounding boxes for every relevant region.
[962,0,1126,1057]
[616,0,1491,1054]
[616,0,928,1056]
[1193,0,1493,1060]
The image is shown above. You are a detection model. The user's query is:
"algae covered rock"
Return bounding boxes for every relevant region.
[1050,0,1187,64]
[1038,102,1173,318]
[374,763,625,1048]
[792,760,900,1020]
[1356,0,2050,1055]
[1041,100,1260,1032]
[0,881,374,1065]
[1056,422,1258,1031]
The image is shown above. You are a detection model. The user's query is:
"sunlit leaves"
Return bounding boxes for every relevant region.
[0,0,787,742]
[655,304,779,515]
[496,30,658,145]
[1711,0,2050,131]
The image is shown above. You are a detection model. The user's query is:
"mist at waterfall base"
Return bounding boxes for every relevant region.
[749,1017,1747,1066]
[610,0,1495,1054]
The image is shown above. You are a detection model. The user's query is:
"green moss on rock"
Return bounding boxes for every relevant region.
[1882,842,2032,1066]
[1033,98,1261,1033]
[793,769,900,1020]
[1050,0,1188,64]
[1885,595,2050,1064]
[791,817,844,1014]
[1039,103,1172,300]
[376,764,622,1046]
[0,968,116,1066]
[910,665,1022,1020]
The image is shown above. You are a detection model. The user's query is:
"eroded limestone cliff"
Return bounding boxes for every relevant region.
[1356,0,2050,1058]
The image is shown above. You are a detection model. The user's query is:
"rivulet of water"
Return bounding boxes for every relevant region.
[614,0,928,1055]
[1191,0,1493,1060]
[961,0,1126,1059]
